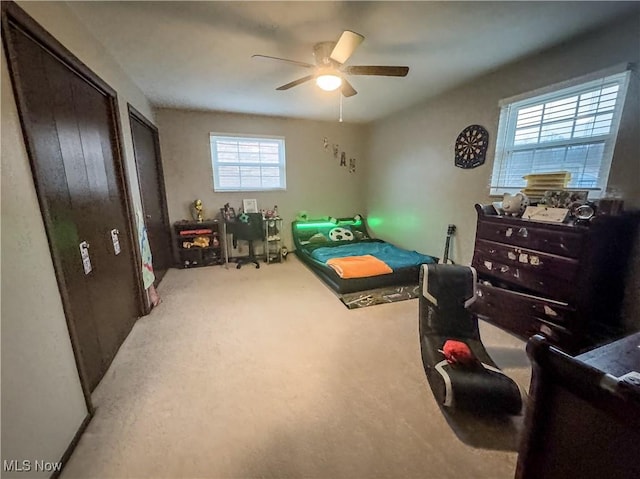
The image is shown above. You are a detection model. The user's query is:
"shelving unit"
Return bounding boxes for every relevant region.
[264,217,283,264]
[173,220,223,268]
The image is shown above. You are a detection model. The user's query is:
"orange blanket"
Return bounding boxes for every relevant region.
[326,255,393,279]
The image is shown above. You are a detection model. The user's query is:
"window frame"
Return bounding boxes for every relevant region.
[210,133,287,192]
[490,66,631,198]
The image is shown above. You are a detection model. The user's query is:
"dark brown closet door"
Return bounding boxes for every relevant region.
[71,72,139,360]
[129,109,172,285]
[7,29,105,387]
[4,13,142,391]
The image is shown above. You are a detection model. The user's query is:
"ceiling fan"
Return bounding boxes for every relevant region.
[252,30,409,97]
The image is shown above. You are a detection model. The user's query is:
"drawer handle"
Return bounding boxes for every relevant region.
[539,324,556,339]
[517,227,529,238]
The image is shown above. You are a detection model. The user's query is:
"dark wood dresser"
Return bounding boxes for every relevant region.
[470,203,638,353]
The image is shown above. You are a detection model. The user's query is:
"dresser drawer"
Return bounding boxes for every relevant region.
[470,283,575,347]
[476,219,584,258]
[472,239,579,301]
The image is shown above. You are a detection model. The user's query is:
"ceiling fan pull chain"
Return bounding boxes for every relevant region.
[339,93,343,123]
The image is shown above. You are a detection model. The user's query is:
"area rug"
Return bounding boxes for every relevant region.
[339,284,421,309]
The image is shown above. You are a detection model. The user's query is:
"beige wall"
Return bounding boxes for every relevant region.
[156,108,367,251]
[365,14,640,266]
[1,2,154,476]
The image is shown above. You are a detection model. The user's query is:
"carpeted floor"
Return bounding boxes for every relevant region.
[61,255,531,479]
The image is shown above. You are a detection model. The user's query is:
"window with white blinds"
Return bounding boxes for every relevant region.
[210,134,286,191]
[490,69,630,197]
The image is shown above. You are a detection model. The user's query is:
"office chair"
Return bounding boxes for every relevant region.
[227,212,263,269]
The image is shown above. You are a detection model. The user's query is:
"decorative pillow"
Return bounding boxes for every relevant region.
[352,230,368,241]
[329,227,355,242]
[308,232,329,244]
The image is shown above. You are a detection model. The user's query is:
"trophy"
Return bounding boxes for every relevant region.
[191,199,204,222]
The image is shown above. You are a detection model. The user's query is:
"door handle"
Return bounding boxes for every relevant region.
[110,228,121,255]
[79,241,92,275]
[145,214,151,220]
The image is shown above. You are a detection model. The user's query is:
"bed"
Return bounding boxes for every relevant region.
[292,215,437,294]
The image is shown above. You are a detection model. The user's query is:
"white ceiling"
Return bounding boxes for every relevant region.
[68,1,638,123]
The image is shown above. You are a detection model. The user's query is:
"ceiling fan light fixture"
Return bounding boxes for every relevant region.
[256,30,409,98]
[316,74,342,92]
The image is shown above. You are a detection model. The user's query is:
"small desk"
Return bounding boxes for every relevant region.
[516,333,640,479]
[577,332,640,376]
[223,216,283,268]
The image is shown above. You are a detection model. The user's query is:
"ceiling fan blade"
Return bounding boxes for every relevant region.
[341,79,357,97]
[276,75,315,91]
[330,30,364,64]
[252,54,315,69]
[343,65,410,77]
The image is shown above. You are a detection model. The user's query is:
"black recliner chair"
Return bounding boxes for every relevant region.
[418,263,523,415]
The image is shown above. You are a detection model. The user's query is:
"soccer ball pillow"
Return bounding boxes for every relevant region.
[329,227,354,242]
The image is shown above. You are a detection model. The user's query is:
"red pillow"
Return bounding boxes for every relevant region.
[442,340,478,366]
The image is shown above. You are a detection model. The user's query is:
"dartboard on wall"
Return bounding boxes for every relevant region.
[454,124,489,169]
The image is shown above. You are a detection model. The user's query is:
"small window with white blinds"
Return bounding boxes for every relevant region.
[490,69,631,197]
[210,134,286,192]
